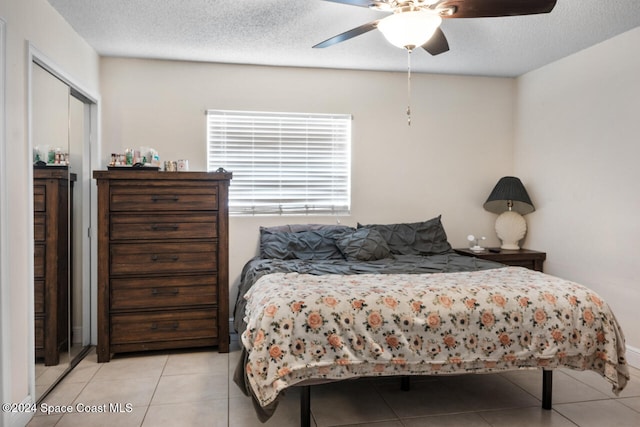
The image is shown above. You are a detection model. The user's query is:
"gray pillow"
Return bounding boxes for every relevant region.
[261,224,354,234]
[358,215,452,256]
[260,228,351,260]
[335,228,391,261]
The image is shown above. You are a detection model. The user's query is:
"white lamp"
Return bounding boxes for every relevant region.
[377,10,442,50]
[483,177,535,250]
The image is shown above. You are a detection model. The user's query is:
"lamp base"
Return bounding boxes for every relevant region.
[500,243,521,250]
[495,210,527,250]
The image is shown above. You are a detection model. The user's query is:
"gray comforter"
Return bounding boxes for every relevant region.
[233,251,503,334]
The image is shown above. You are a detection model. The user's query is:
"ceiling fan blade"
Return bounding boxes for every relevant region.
[313,20,380,48]
[320,0,380,8]
[440,0,557,19]
[422,27,449,56]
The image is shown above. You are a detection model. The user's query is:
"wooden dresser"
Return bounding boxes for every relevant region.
[93,170,232,362]
[34,168,74,366]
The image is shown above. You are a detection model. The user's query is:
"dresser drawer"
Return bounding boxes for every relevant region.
[110,242,217,275]
[110,309,217,345]
[110,213,217,241]
[34,185,46,212]
[34,279,45,314]
[111,275,217,310]
[34,213,46,242]
[34,244,45,279]
[502,260,536,270]
[110,183,218,212]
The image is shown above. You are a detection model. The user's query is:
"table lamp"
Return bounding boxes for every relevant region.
[483,176,535,250]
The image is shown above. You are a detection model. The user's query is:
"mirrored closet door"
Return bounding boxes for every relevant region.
[31,61,93,401]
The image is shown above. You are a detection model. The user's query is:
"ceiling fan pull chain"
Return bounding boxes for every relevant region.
[407,48,412,126]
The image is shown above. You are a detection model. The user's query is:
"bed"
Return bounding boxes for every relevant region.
[232,218,629,426]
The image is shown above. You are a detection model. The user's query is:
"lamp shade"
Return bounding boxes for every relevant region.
[483,176,535,215]
[377,11,442,50]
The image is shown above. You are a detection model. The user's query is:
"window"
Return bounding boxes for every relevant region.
[207,110,351,216]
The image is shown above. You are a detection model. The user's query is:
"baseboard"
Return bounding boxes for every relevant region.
[627,345,640,369]
[6,395,35,427]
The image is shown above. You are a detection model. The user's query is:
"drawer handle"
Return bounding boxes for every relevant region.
[150,195,179,202]
[150,224,179,231]
[150,255,179,262]
[150,322,179,331]
[151,288,180,296]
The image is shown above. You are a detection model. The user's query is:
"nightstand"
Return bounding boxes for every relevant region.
[454,248,546,272]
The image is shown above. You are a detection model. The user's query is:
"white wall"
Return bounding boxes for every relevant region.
[515,27,640,365]
[0,0,99,421]
[100,58,516,314]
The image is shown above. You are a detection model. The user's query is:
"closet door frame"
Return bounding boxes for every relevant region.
[26,43,101,404]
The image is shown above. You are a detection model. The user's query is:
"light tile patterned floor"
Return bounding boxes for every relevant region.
[27,340,640,427]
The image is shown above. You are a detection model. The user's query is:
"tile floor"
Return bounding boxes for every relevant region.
[27,339,640,427]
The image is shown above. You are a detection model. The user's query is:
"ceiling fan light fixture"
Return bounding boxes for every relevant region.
[377,10,442,50]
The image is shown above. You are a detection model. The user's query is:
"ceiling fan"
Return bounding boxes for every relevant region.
[313,0,558,55]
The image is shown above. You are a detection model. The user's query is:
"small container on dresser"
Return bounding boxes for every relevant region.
[93,170,232,362]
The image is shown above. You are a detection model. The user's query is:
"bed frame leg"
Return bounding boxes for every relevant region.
[301,385,311,427]
[542,370,552,410]
[401,376,411,391]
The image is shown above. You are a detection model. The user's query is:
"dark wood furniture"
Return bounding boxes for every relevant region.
[454,247,546,272]
[34,168,74,366]
[93,170,232,362]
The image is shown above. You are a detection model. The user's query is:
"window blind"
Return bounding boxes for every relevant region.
[207,110,351,216]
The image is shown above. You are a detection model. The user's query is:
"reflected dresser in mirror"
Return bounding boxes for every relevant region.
[33,167,75,366]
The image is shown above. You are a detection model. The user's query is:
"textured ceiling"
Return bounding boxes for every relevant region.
[48,0,640,77]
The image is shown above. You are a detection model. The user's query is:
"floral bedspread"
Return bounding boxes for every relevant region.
[241,267,629,407]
